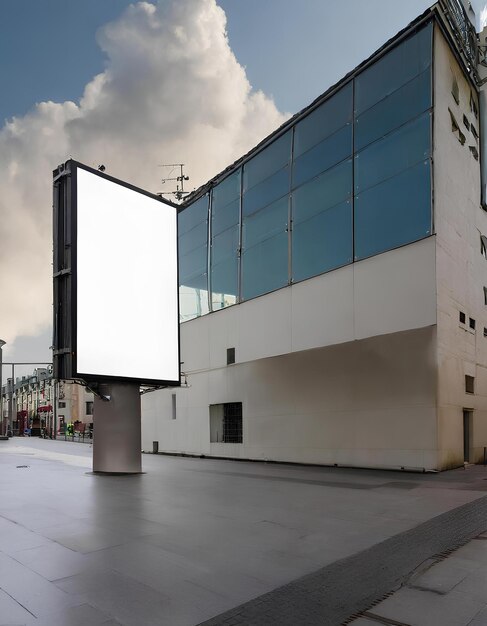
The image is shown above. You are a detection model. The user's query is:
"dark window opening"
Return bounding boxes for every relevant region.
[470,145,479,161]
[210,402,243,443]
[171,394,176,420]
[470,93,478,118]
[227,347,236,365]
[460,311,466,324]
[465,375,475,394]
[471,125,479,140]
[452,77,460,104]
[85,401,93,415]
[484,286,487,306]
[58,401,66,408]
[469,318,476,330]
[481,235,487,258]
[483,327,487,337]
[463,115,470,130]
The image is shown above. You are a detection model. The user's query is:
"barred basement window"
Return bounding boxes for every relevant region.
[465,375,475,394]
[210,402,242,443]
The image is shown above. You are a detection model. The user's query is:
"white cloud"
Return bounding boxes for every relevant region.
[0,0,287,346]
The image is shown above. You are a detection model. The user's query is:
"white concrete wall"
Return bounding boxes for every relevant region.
[142,238,438,469]
[434,25,487,468]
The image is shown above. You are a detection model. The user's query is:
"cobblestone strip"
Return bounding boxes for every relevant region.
[198,495,487,626]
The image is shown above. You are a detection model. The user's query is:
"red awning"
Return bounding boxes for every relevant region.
[38,405,52,413]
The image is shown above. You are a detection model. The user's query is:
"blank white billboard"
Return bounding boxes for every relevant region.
[75,166,179,384]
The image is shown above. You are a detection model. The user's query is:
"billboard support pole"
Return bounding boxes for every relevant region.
[92,381,142,474]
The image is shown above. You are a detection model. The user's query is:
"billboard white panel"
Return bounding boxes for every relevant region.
[75,166,179,384]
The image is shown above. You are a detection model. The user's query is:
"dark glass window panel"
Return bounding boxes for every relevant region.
[212,171,241,210]
[211,225,239,266]
[211,258,238,306]
[355,23,432,115]
[355,69,431,151]
[292,159,352,225]
[354,160,431,261]
[354,112,431,194]
[242,197,288,251]
[178,220,207,256]
[179,245,207,281]
[178,196,208,236]
[212,198,240,237]
[294,83,353,157]
[241,232,288,300]
[293,125,352,189]
[242,167,289,216]
[243,131,291,192]
[292,200,353,282]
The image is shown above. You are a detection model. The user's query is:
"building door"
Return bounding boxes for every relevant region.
[463,410,472,463]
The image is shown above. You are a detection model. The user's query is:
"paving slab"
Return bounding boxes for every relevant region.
[2,438,487,625]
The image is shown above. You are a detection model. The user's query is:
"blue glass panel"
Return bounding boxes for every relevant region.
[212,171,240,209]
[354,160,431,260]
[179,245,207,281]
[179,279,209,322]
[178,196,208,235]
[242,167,289,216]
[354,113,431,194]
[243,131,291,192]
[292,159,352,225]
[241,232,288,300]
[243,197,288,251]
[211,225,239,265]
[355,69,431,151]
[293,125,352,188]
[292,200,353,282]
[355,23,432,115]
[178,220,207,256]
[294,83,352,157]
[211,258,238,309]
[212,198,239,237]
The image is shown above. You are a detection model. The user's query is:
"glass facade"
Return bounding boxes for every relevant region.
[177,22,433,321]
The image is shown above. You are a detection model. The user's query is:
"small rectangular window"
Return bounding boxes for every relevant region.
[460,311,466,323]
[483,327,487,337]
[227,347,235,365]
[465,375,475,394]
[210,402,242,443]
[484,286,487,305]
[463,115,470,130]
[470,92,478,118]
[471,125,479,140]
[58,401,66,408]
[171,394,176,420]
[86,401,93,415]
[452,77,460,104]
[469,318,476,330]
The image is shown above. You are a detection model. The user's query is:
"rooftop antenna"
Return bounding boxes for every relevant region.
[157,163,190,201]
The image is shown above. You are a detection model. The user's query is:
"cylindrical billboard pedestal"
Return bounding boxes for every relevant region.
[93,382,142,474]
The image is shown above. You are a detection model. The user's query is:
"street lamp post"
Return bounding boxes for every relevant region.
[0,340,5,435]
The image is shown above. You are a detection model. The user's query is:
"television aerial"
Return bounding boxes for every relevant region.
[157,163,190,201]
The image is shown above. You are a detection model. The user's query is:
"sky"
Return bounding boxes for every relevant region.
[1,0,487,376]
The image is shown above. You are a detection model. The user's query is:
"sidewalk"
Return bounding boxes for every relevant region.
[1,438,487,625]
[350,533,487,626]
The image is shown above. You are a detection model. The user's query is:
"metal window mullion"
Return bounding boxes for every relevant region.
[237,167,243,303]
[207,192,212,313]
[288,126,295,285]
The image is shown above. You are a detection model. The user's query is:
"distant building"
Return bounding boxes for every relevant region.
[1,369,93,437]
[142,1,487,471]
